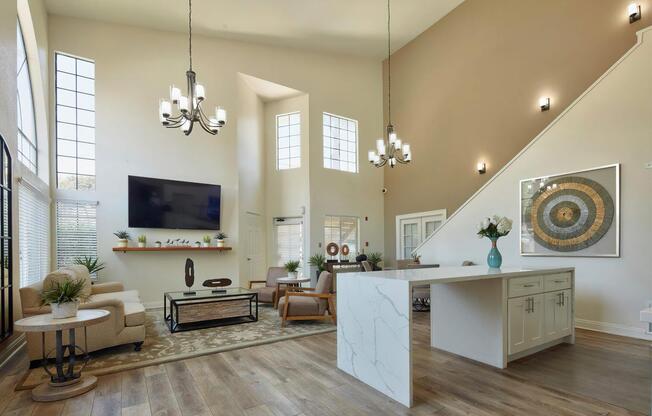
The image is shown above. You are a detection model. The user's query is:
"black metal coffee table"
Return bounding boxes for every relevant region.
[164,288,258,333]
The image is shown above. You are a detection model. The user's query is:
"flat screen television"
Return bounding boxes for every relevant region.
[128,176,221,230]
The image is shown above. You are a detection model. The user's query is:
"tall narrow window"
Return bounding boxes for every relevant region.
[274,218,303,276]
[55,200,97,269]
[0,135,13,342]
[18,181,49,287]
[324,215,359,261]
[323,113,358,173]
[276,112,300,170]
[16,22,37,173]
[55,52,95,190]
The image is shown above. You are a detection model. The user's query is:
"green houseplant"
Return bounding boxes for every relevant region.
[367,252,383,271]
[114,230,131,248]
[308,254,326,279]
[40,279,88,319]
[214,231,228,248]
[73,256,106,276]
[202,235,212,248]
[137,235,147,248]
[284,260,301,279]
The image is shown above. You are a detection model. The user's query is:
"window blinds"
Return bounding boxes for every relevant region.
[18,181,50,287]
[56,200,97,269]
[274,218,303,276]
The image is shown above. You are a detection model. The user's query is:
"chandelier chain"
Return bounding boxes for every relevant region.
[188,0,192,70]
[387,0,391,125]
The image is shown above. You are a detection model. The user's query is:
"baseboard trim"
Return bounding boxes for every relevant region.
[0,334,26,370]
[576,318,652,341]
[144,301,163,310]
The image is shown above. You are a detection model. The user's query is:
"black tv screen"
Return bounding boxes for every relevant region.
[128,176,221,230]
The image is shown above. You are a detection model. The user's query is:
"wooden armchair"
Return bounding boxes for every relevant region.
[248,267,288,304]
[278,271,336,327]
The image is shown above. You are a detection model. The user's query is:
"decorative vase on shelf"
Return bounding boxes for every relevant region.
[117,239,128,248]
[217,240,225,248]
[138,242,146,248]
[202,242,210,248]
[487,237,502,269]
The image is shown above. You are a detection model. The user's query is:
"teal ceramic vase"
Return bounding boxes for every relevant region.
[487,237,502,268]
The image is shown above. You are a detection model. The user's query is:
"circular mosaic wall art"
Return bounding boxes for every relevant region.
[526,176,614,252]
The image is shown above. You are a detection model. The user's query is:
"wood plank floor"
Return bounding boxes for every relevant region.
[0,313,649,416]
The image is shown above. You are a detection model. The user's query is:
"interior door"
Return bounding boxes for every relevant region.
[246,213,265,287]
[399,218,421,260]
[422,215,443,241]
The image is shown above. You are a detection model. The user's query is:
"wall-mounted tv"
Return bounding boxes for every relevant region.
[128,176,221,230]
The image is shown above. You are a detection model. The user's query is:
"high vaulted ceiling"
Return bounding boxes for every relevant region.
[44,0,464,59]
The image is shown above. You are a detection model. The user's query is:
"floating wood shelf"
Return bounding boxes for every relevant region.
[112,246,232,253]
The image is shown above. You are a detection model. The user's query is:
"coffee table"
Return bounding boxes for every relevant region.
[14,309,110,402]
[164,288,258,333]
[274,277,310,308]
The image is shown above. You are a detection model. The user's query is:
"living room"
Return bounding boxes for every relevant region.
[0,0,651,415]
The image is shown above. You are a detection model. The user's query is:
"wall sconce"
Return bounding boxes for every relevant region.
[539,97,550,112]
[628,3,641,23]
[477,162,486,174]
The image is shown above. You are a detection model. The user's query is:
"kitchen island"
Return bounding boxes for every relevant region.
[336,265,575,407]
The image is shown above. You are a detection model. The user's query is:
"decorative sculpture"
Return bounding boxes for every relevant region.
[202,278,232,294]
[184,258,196,295]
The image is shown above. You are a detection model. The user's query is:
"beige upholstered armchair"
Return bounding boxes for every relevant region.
[248,267,288,304]
[278,271,336,327]
[19,265,146,365]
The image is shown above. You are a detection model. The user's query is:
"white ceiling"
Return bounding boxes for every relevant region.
[44,0,464,59]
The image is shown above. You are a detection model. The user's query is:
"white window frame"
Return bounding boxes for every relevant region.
[322,112,358,173]
[273,217,304,277]
[276,112,301,170]
[18,178,50,287]
[395,209,446,260]
[55,199,98,274]
[324,215,360,261]
[16,20,38,174]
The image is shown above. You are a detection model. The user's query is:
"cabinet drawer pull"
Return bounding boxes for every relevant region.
[553,280,566,283]
[523,284,535,288]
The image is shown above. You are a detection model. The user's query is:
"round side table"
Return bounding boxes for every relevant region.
[15,309,110,402]
[274,277,311,308]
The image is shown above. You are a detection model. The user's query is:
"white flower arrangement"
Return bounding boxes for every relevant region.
[477,215,513,239]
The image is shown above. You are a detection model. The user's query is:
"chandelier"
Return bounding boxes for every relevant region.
[368,0,411,168]
[158,0,226,135]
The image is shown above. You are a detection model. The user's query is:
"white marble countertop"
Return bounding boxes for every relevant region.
[339,265,574,286]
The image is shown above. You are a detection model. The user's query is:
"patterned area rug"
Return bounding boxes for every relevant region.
[16,305,335,390]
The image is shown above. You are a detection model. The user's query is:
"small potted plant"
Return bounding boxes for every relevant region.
[194,240,201,248]
[214,231,228,248]
[114,230,131,248]
[477,215,513,268]
[155,241,162,248]
[73,256,105,276]
[411,253,421,264]
[284,260,301,279]
[202,235,211,248]
[137,235,147,248]
[308,254,326,280]
[40,279,88,319]
[367,252,383,271]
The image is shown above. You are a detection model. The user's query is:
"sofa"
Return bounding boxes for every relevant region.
[19,265,146,364]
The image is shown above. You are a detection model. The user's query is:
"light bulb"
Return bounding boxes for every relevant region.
[388,131,397,144]
[539,97,550,111]
[368,150,376,162]
[159,100,171,118]
[402,143,411,155]
[404,152,411,162]
[216,106,227,125]
[181,119,191,133]
[389,158,396,167]
[376,139,386,155]
[169,85,181,103]
[628,3,641,21]
[178,96,189,113]
[160,114,169,126]
[394,139,402,151]
[195,84,205,100]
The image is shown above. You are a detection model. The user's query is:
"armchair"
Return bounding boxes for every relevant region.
[248,266,288,304]
[278,271,335,327]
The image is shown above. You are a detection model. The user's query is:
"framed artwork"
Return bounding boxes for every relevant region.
[520,164,620,257]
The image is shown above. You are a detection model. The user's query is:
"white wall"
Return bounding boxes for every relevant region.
[417,27,652,339]
[47,16,384,305]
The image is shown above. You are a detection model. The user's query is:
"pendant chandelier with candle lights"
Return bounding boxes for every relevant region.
[368,0,411,168]
[158,0,226,135]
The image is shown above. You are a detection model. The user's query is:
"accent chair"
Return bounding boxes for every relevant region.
[278,271,336,327]
[248,266,288,304]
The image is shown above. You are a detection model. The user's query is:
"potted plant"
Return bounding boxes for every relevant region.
[308,254,327,279]
[284,260,300,279]
[194,240,201,248]
[367,252,383,271]
[114,230,131,248]
[155,241,162,248]
[40,279,88,319]
[411,253,421,264]
[477,215,513,268]
[73,256,106,276]
[214,231,228,248]
[137,235,147,248]
[202,235,211,248]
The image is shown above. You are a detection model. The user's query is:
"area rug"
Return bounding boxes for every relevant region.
[16,305,335,390]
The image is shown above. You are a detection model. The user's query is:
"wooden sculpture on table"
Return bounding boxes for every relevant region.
[184,258,196,295]
[202,278,232,294]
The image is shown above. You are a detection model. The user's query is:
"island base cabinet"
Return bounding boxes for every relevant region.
[508,294,544,355]
[544,289,572,341]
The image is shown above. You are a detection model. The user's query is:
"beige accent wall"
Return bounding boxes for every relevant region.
[383,0,652,265]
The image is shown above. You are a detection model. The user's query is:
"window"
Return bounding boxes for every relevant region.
[18,182,49,287]
[274,218,303,276]
[323,113,358,173]
[56,200,97,269]
[55,52,95,190]
[324,215,359,260]
[16,22,37,173]
[276,112,301,170]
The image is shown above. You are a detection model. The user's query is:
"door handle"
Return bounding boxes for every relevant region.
[523,284,535,288]
[247,257,252,261]
[554,280,565,283]
[531,297,535,313]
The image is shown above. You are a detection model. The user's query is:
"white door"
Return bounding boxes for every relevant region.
[246,213,265,286]
[396,209,446,260]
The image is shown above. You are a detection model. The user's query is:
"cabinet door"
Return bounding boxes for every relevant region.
[556,289,572,337]
[544,291,560,341]
[508,297,528,355]
[525,294,544,347]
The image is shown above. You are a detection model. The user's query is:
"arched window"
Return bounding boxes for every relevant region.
[16,21,37,173]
